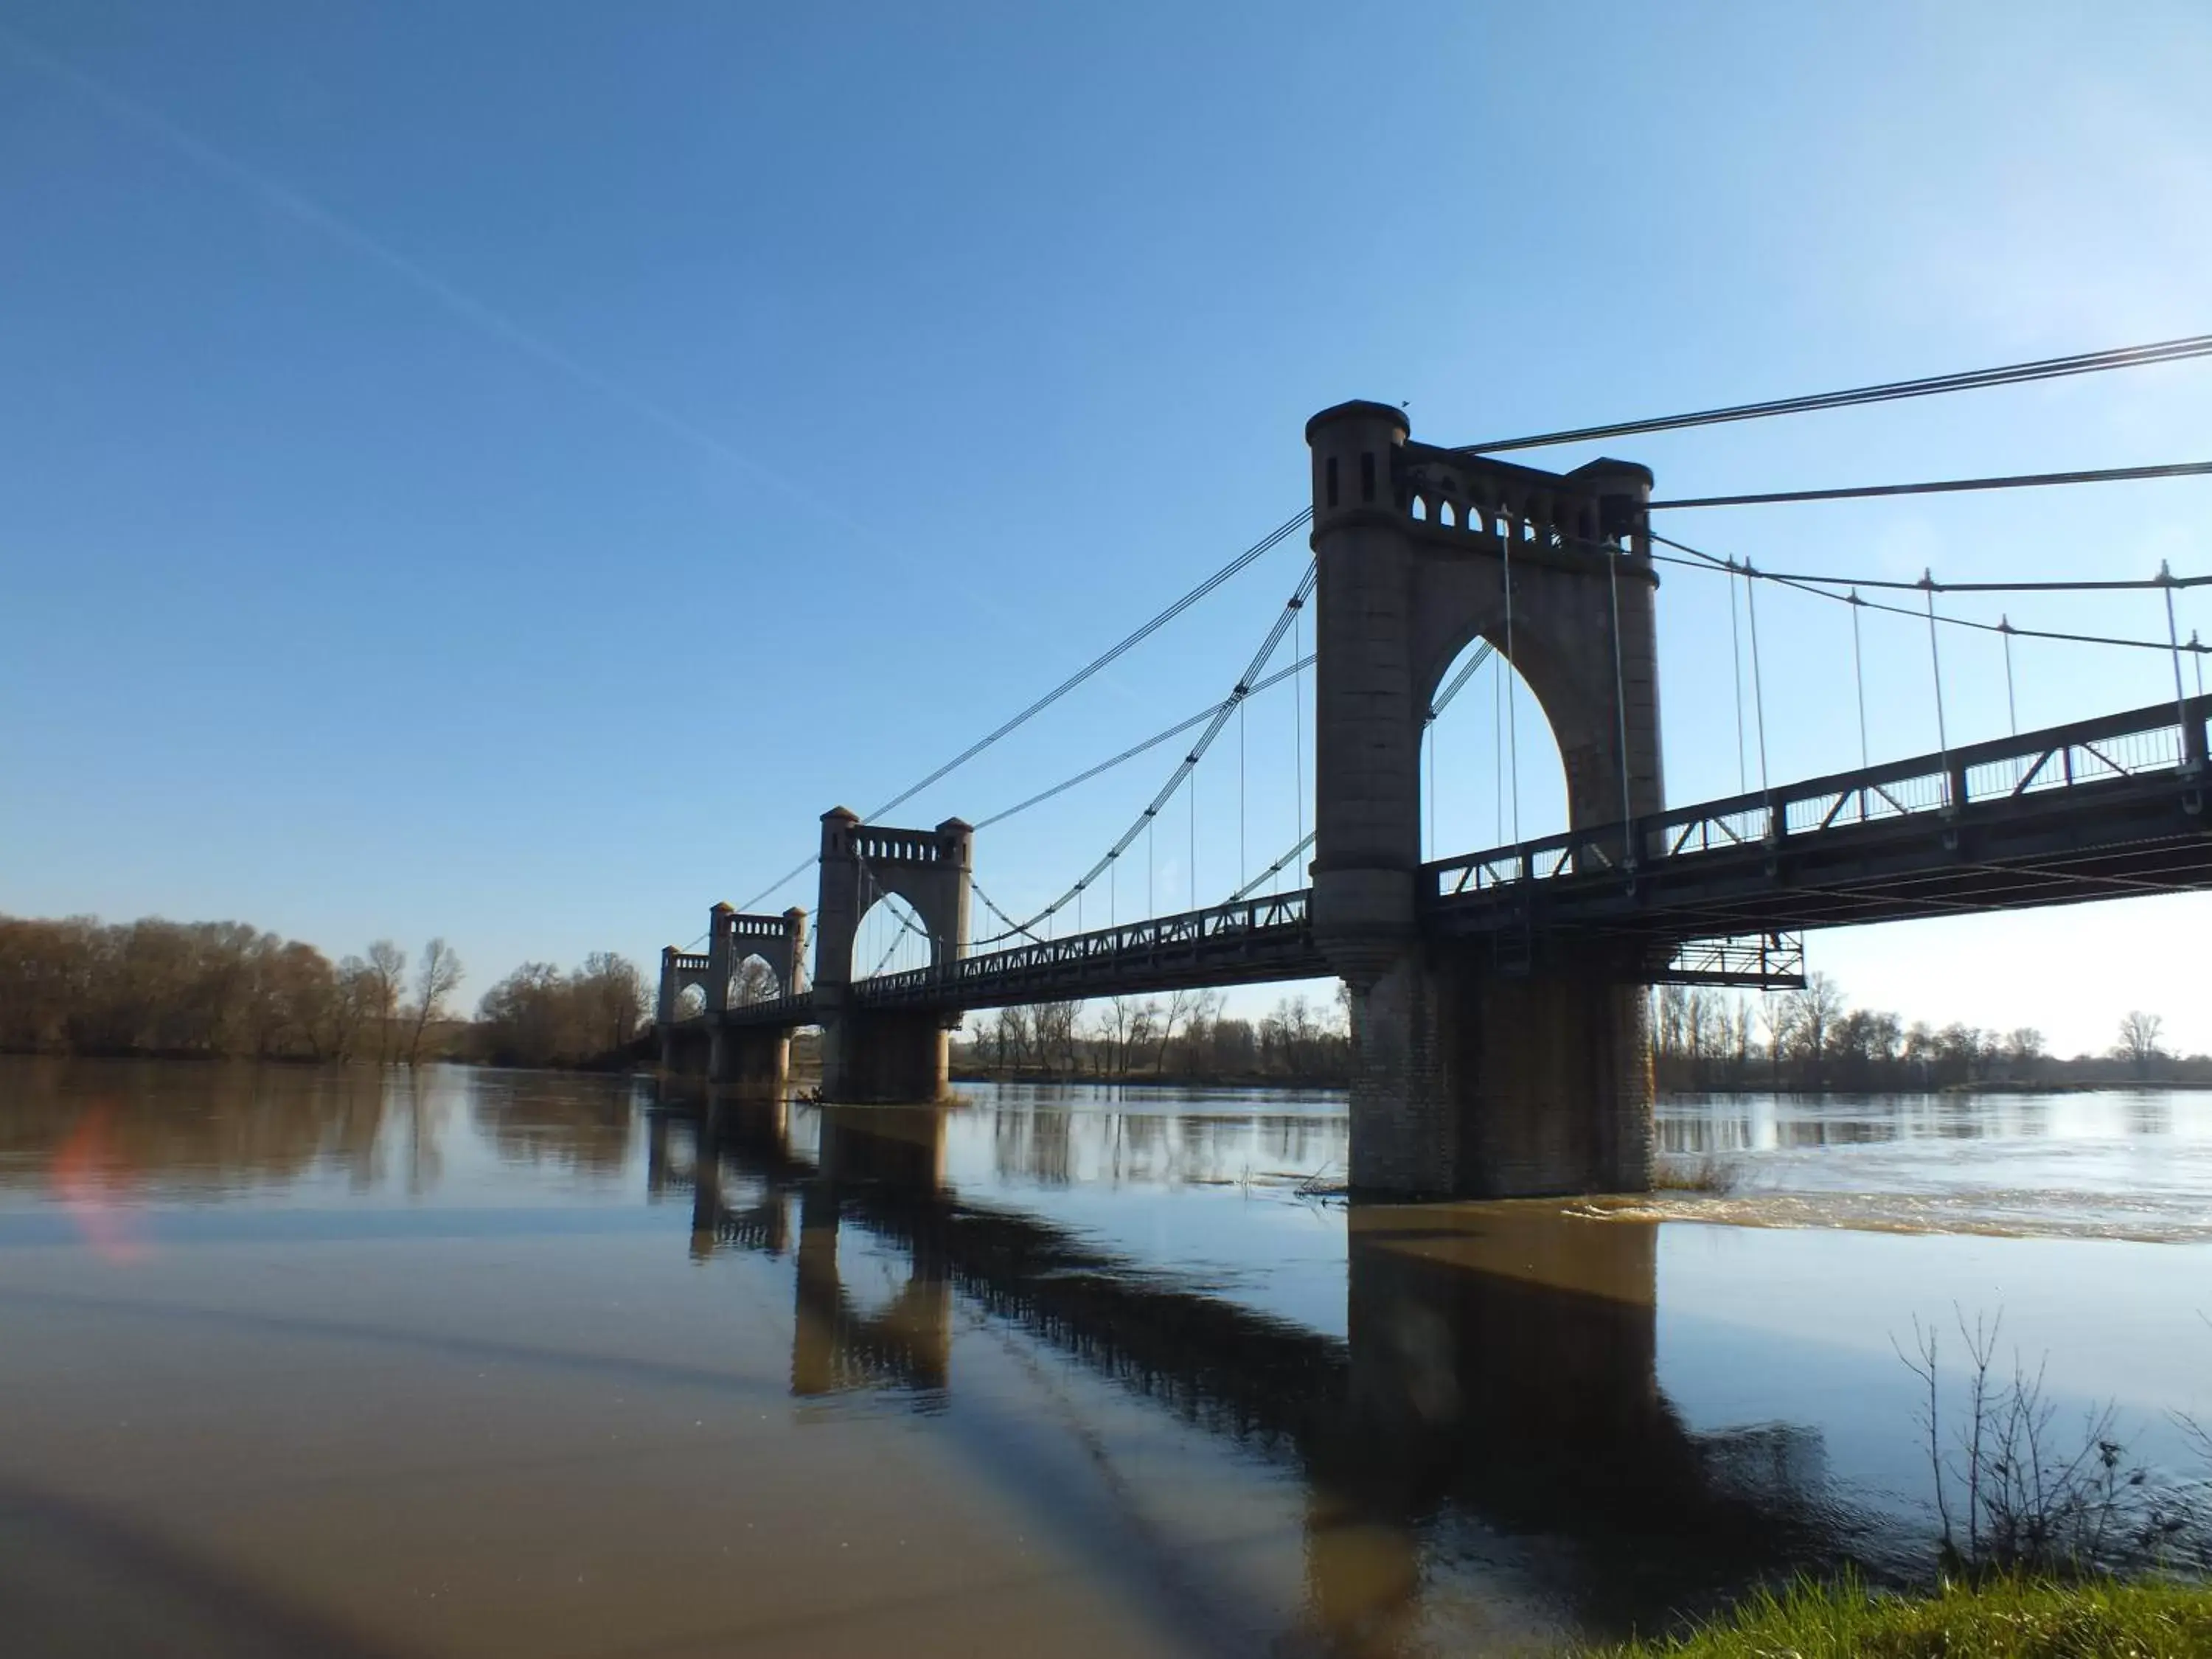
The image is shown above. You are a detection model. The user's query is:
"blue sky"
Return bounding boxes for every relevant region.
[4,1,2208,1054]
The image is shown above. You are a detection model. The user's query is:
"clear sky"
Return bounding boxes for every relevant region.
[4,1,2208,1056]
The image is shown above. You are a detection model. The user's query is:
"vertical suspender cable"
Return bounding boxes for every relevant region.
[2000,616,2019,735]
[1922,570,1951,802]
[1426,723,1436,859]
[1147,817,1155,918]
[1239,696,1248,893]
[1744,562,1771,795]
[1848,589,1870,768]
[1730,563,1749,793]
[2162,562,2191,748]
[1607,547,1633,846]
[2194,630,2205,699]
[1503,532,1522,843]
[1493,653,1504,845]
[1189,765,1197,912]
[1293,602,1305,882]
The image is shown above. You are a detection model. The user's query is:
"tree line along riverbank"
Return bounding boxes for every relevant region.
[1652,975,2208,1093]
[7,911,2204,1092]
[0,914,650,1070]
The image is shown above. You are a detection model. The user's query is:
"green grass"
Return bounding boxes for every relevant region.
[1596,1576,2212,1658]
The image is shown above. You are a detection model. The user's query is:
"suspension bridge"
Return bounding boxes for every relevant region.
[659,339,2212,1199]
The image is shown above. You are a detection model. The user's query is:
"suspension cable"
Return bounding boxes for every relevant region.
[1653,546,2212,596]
[866,931,906,980]
[1228,831,1315,902]
[1652,535,2212,655]
[969,878,1034,943]
[971,653,1313,830]
[1652,459,2212,512]
[737,855,818,915]
[1422,641,1497,859]
[1458,332,2212,453]
[969,562,1318,945]
[731,509,1309,917]
[865,508,1310,823]
[1427,641,1496,722]
[856,852,936,947]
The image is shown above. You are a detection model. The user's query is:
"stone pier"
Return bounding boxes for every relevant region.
[1346,942,1653,1196]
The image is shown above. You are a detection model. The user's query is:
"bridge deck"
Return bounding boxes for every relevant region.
[703,695,2207,1026]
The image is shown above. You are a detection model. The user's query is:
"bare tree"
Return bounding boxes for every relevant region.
[1031,1000,1081,1074]
[2115,1011,2166,1079]
[2006,1027,2046,1079]
[983,1006,1032,1073]
[406,938,464,1066]
[1127,1001,1160,1076]
[731,957,781,1006]
[1093,997,1138,1077]
[578,952,649,1051]
[1152,988,1193,1076]
[1759,995,1798,1086]
[365,941,406,1063]
[1785,972,1847,1081]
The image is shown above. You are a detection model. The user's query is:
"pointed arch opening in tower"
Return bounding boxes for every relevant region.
[728,954,785,1006]
[852,894,938,981]
[1420,634,1571,863]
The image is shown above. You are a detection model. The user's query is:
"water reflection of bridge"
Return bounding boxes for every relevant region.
[651,1099,1854,1642]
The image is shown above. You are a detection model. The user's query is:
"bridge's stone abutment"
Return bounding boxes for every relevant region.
[710,1023,794,1102]
[1347,940,1652,1197]
[821,1008,953,1103]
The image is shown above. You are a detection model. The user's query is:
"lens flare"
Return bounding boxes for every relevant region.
[51,1104,150,1262]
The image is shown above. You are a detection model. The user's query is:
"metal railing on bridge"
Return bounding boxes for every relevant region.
[858,889,1317,1009]
[704,697,2205,1026]
[1429,694,2209,902]
[1425,695,2210,951]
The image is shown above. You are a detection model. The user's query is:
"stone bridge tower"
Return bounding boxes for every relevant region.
[813,810,973,1102]
[1304,400,1662,1197]
[703,903,810,1099]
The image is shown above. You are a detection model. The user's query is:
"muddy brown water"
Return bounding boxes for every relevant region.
[1,1058,2208,1656]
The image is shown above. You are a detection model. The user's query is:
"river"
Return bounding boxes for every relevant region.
[1,1057,2208,1656]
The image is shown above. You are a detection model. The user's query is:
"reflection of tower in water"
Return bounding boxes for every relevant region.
[793,1108,953,1398]
[678,1107,1837,1645]
[684,1102,956,1397]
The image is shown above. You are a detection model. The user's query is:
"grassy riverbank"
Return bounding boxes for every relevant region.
[1599,1577,2212,1658]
